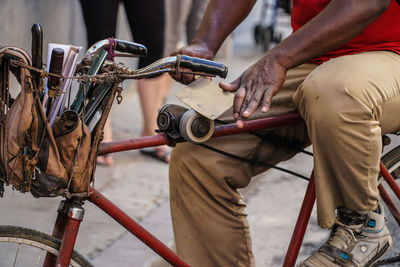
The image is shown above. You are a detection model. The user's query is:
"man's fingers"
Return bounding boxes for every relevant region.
[220,78,242,120]
[233,87,246,119]
[242,88,265,118]
[261,89,274,113]
[219,78,241,92]
[182,73,196,84]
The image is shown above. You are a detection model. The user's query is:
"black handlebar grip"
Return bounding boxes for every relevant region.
[48,48,64,98]
[115,39,148,58]
[31,24,43,69]
[179,55,228,78]
[31,24,43,92]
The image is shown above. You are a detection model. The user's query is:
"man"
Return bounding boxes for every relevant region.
[170,0,400,266]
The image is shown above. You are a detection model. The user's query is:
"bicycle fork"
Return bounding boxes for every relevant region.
[43,199,85,267]
[43,191,190,267]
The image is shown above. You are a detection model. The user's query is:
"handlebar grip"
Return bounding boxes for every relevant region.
[31,24,43,70]
[115,39,147,58]
[179,55,228,78]
[47,48,64,98]
[86,39,148,59]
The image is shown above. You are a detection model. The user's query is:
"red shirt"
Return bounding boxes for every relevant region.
[291,0,400,64]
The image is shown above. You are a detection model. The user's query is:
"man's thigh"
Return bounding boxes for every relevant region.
[294,51,400,134]
[171,63,316,187]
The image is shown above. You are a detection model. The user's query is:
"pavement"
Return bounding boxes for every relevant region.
[2,1,400,267]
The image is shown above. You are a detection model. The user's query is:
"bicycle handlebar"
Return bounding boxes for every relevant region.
[86,39,147,59]
[178,55,228,79]
[130,55,228,79]
[79,39,228,80]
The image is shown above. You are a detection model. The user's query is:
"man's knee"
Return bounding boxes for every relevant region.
[293,60,375,127]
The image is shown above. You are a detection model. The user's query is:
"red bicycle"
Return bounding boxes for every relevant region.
[1,34,400,266]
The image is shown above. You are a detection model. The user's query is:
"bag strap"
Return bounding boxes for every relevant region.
[0,47,32,66]
[0,57,9,191]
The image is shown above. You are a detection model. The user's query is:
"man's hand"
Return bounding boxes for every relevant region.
[220,55,287,128]
[169,0,255,85]
[170,43,214,85]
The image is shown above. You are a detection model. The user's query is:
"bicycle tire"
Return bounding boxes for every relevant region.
[0,225,92,267]
[376,145,400,266]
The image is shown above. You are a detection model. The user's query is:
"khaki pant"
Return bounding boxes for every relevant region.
[169,51,400,267]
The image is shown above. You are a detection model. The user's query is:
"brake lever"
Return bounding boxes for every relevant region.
[173,69,216,78]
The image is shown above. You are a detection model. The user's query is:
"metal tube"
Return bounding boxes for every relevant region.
[283,172,316,267]
[89,188,190,267]
[380,161,400,201]
[43,202,68,267]
[97,113,303,155]
[86,39,147,60]
[134,57,177,74]
[55,206,84,267]
[378,184,400,226]
[98,134,168,155]
[86,39,111,58]
[213,113,303,137]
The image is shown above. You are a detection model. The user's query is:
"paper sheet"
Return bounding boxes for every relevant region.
[43,43,82,126]
[176,77,234,120]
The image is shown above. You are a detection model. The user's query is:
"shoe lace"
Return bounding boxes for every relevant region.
[326,223,359,251]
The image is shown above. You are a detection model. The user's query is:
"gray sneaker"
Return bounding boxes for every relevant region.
[300,204,392,267]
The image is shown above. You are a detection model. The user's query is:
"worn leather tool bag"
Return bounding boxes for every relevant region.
[0,46,113,198]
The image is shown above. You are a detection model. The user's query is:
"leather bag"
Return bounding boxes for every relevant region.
[0,46,93,197]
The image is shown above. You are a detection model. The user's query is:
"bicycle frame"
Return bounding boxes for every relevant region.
[45,113,400,267]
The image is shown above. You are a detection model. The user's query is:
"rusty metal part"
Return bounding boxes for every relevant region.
[12,55,225,89]
[156,104,189,146]
[98,113,304,155]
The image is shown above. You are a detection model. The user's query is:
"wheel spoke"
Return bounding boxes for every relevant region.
[0,225,91,266]
[13,243,20,267]
[35,249,44,267]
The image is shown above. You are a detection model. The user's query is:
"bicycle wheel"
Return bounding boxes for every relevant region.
[0,225,92,267]
[377,145,400,265]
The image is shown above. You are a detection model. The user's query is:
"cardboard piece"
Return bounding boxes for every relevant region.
[176,77,234,120]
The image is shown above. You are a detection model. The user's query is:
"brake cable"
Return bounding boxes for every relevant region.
[198,118,313,182]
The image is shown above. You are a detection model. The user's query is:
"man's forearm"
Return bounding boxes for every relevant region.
[271,0,391,69]
[191,0,256,56]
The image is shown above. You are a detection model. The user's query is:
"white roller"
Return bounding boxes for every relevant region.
[179,109,214,144]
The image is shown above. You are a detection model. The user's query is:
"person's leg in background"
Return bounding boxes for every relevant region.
[185,0,209,43]
[96,118,113,165]
[136,74,171,137]
[164,0,192,51]
[169,64,316,267]
[124,0,172,163]
[79,0,118,166]
[79,0,119,47]
[184,0,231,59]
